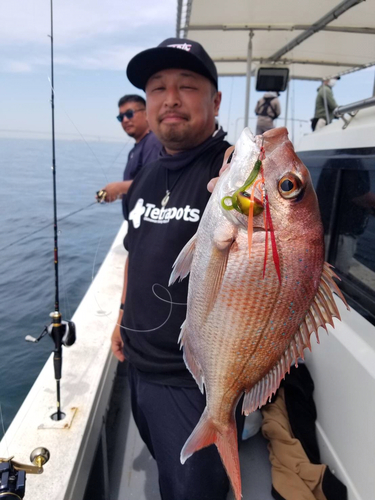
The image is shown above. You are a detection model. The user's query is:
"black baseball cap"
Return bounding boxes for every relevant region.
[126,38,218,91]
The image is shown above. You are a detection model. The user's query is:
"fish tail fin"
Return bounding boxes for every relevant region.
[180,408,242,500]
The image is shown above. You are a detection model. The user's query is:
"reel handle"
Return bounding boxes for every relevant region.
[0,448,49,499]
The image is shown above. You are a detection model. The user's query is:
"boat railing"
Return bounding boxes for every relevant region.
[333,96,375,128]
[0,223,127,500]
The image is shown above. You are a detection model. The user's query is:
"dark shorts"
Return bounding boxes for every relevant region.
[128,364,245,500]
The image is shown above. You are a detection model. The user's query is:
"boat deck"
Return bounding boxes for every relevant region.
[107,366,273,500]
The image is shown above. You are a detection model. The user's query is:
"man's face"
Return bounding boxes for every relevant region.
[118,101,148,140]
[145,69,221,154]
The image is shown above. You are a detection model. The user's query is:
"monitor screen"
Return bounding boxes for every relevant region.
[256,67,289,92]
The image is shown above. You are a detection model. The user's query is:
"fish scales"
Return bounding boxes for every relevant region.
[187,229,322,417]
[169,127,348,500]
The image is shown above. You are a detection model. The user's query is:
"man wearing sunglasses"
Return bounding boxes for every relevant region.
[111,38,245,500]
[98,94,161,210]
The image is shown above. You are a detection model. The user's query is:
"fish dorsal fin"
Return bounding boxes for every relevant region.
[169,233,197,286]
[242,262,349,415]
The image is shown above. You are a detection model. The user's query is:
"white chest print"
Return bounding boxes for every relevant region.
[129,198,201,228]
[129,199,146,228]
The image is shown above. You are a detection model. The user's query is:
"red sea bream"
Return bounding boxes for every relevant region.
[169,127,349,500]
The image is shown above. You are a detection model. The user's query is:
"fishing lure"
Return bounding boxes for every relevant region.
[221,144,281,282]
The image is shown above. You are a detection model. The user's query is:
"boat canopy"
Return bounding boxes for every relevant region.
[177,0,375,81]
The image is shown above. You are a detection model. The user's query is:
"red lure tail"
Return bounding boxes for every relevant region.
[265,193,281,283]
[259,147,281,284]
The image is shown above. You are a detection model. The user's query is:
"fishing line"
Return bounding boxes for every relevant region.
[59,254,73,320]
[46,77,135,319]
[47,35,171,344]
[47,77,131,183]
[117,283,187,333]
[48,77,106,182]
[45,79,130,323]
[41,83,131,335]
[91,235,104,282]
[90,235,108,314]
[0,402,9,458]
[103,141,131,175]
[152,284,187,306]
[0,201,97,253]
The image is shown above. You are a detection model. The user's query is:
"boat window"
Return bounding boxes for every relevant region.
[301,150,375,324]
[332,168,375,308]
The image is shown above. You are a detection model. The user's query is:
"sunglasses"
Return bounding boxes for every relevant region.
[117,108,145,122]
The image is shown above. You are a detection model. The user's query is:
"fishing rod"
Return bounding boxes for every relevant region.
[25,0,76,422]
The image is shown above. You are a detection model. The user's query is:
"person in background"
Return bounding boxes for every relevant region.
[97,95,161,212]
[254,91,281,135]
[111,37,244,500]
[312,77,340,131]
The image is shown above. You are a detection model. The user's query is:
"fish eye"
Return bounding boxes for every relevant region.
[278,173,303,199]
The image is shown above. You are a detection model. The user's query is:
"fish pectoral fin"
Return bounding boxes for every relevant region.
[181,408,242,500]
[169,233,197,286]
[204,240,234,316]
[182,338,204,393]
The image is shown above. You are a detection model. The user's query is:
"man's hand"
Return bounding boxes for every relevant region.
[97,182,124,202]
[207,145,235,193]
[111,318,125,362]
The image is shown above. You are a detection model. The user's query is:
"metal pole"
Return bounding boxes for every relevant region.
[244,30,254,128]
[234,117,244,141]
[268,0,364,62]
[284,81,290,127]
[291,80,295,144]
[323,83,330,124]
[176,0,183,37]
[334,95,375,117]
[373,68,375,96]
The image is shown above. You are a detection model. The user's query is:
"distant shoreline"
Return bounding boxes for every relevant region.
[0,129,125,143]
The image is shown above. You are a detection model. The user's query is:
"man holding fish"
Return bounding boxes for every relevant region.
[111,37,348,500]
[111,38,239,500]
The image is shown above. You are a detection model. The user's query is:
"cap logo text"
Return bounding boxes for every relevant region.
[167,43,192,52]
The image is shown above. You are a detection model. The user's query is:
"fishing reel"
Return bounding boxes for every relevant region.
[26,312,76,394]
[96,189,107,203]
[0,448,50,499]
[26,315,76,348]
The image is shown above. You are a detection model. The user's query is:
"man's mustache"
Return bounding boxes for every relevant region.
[158,112,189,122]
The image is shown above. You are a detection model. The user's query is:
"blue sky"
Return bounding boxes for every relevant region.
[1,0,374,147]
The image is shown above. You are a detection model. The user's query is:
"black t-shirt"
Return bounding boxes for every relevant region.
[121,129,230,387]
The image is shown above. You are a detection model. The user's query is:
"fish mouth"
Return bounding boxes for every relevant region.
[236,217,266,232]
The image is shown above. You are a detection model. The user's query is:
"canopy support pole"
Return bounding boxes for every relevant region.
[244,30,254,128]
[268,0,364,62]
[323,84,330,124]
[284,80,290,127]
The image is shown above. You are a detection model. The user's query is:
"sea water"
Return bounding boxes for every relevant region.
[0,137,129,430]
